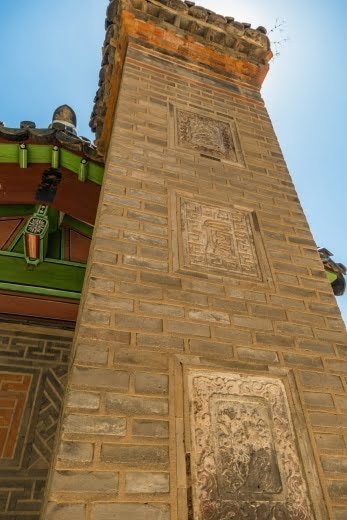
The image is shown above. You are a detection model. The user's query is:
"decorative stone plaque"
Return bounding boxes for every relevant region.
[176,108,237,162]
[177,195,262,280]
[187,370,315,520]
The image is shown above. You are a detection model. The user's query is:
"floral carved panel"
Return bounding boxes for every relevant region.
[187,370,316,520]
[178,196,262,280]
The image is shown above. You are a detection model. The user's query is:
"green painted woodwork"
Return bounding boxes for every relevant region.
[88,161,104,185]
[27,144,52,163]
[0,144,19,163]
[0,249,85,268]
[51,146,60,168]
[0,281,80,300]
[0,242,86,269]
[0,143,104,184]
[0,143,51,164]
[0,253,85,294]
[0,203,90,300]
[46,207,60,233]
[45,258,86,268]
[79,159,88,182]
[12,236,24,254]
[0,250,22,258]
[60,227,65,260]
[60,149,103,185]
[60,148,79,174]
[19,145,28,168]
[46,230,61,259]
[8,222,26,253]
[62,214,93,237]
[0,143,52,164]
[0,205,35,216]
[326,271,338,284]
[1,204,92,258]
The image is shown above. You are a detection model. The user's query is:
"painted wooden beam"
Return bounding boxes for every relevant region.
[0,205,35,216]
[0,292,79,321]
[0,281,81,300]
[51,145,60,168]
[0,253,85,294]
[0,143,104,185]
[62,215,94,237]
[19,144,28,168]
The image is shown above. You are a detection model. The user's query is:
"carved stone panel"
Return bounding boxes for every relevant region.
[177,195,262,280]
[187,370,316,520]
[176,109,237,162]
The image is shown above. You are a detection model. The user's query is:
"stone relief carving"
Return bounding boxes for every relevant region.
[180,197,262,279]
[176,109,237,162]
[187,371,315,520]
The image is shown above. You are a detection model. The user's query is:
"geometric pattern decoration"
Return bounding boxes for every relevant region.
[0,327,72,519]
[0,373,32,459]
[187,370,316,520]
[176,194,263,280]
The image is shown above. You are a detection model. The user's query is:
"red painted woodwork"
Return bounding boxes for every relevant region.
[0,218,23,248]
[0,292,78,322]
[0,163,100,225]
[69,230,91,263]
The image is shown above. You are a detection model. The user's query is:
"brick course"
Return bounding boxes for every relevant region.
[43,34,346,520]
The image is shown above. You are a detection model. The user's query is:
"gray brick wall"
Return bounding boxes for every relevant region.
[44,42,347,520]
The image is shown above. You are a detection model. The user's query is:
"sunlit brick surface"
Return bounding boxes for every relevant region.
[44,42,347,520]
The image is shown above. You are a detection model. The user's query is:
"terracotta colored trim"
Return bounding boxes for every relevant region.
[126,50,266,108]
[97,10,268,155]
[123,11,269,86]
[0,292,78,322]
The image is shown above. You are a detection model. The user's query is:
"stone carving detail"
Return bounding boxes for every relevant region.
[187,371,315,520]
[180,197,262,279]
[176,109,237,161]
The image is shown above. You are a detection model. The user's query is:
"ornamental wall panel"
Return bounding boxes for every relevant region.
[187,370,317,520]
[171,192,270,283]
[170,105,245,166]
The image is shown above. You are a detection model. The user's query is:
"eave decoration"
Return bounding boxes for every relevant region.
[0,106,104,322]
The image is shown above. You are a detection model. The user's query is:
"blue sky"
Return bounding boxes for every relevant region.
[1,0,346,322]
